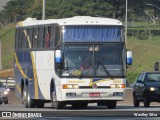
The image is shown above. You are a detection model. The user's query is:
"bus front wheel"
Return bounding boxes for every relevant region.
[107,101,117,109]
[50,82,64,109]
[22,86,27,107]
[26,87,36,108]
[37,100,45,108]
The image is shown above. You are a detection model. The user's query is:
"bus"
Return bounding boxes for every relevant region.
[14,16,132,109]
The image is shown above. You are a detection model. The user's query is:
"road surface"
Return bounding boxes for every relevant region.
[0,88,159,119]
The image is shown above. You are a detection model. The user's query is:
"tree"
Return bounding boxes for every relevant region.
[28,0,43,20]
[1,0,160,25]
[2,0,34,23]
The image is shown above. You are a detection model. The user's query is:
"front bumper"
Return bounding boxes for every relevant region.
[60,88,125,101]
[147,91,160,102]
[0,97,8,102]
[0,93,8,102]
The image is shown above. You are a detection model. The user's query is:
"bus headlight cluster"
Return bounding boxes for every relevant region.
[111,84,125,88]
[4,91,8,95]
[63,84,79,89]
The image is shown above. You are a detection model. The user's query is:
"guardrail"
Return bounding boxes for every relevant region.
[0,77,15,91]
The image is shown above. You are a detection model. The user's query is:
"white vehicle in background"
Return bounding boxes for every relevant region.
[0,82,9,104]
[14,16,132,109]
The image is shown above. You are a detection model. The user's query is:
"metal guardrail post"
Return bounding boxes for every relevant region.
[6,76,8,88]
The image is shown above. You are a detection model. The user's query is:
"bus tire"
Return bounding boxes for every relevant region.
[72,102,88,109]
[26,87,36,108]
[50,81,64,109]
[37,100,45,108]
[22,86,28,108]
[55,101,64,109]
[51,93,64,109]
[5,100,8,104]
[107,101,117,109]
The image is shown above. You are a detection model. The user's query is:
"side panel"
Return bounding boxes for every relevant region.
[14,50,56,100]
[14,51,34,98]
[34,51,55,100]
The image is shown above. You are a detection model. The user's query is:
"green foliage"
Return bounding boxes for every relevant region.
[45,0,113,19]
[1,0,160,23]
[28,0,43,20]
[135,30,153,40]
[127,36,160,83]
[0,23,15,69]
[0,0,34,23]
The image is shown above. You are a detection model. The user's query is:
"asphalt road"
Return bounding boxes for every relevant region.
[0,103,160,119]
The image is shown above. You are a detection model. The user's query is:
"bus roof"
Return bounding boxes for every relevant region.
[17,16,123,27]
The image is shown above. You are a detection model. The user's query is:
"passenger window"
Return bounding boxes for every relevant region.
[50,26,56,48]
[18,29,23,49]
[22,29,27,49]
[37,27,44,48]
[27,28,33,49]
[15,29,19,49]
[32,27,38,49]
[44,26,51,48]
[55,26,60,48]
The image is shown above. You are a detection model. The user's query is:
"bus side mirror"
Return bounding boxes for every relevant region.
[126,51,132,65]
[55,50,62,63]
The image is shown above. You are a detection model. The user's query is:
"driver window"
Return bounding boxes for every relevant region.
[137,73,143,82]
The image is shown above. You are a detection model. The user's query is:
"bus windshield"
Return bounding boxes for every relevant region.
[59,43,125,78]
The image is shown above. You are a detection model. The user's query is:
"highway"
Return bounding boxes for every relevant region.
[0,103,160,119]
[0,88,160,119]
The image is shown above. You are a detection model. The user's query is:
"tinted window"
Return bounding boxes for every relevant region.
[32,27,38,49]
[18,29,23,49]
[146,73,160,82]
[27,28,33,49]
[15,29,19,49]
[137,74,143,82]
[15,25,59,50]
[38,26,44,48]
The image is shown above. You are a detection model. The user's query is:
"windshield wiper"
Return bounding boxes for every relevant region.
[64,57,75,67]
[97,58,112,77]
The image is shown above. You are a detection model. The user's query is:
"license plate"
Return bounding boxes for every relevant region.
[89,93,100,97]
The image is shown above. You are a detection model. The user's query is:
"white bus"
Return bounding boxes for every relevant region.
[14,16,132,109]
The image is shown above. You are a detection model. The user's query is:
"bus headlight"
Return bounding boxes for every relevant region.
[4,91,8,95]
[111,84,125,88]
[63,84,79,89]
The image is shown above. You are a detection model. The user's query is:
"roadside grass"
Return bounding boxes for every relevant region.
[0,23,15,69]
[127,36,160,83]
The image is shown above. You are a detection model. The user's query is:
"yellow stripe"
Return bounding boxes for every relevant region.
[23,30,32,48]
[16,83,21,94]
[14,53,32,80]
[17,22,23,27]
[23,29,38,99]
[89,79,93,86]
[89,79,110,86]
[30,51,39,99]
